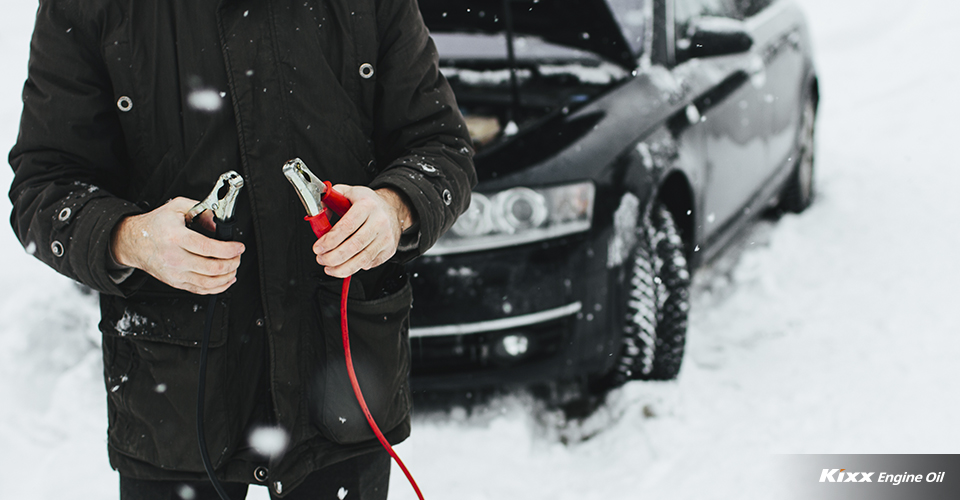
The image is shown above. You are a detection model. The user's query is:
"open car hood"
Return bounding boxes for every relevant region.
[418,0,644,70]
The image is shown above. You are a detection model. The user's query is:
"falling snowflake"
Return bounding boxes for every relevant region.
[249,426,289,458]
[187,89,223,112]
[178,485,196,500]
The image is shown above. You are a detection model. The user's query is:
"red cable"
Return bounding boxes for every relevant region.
[340,276,425,500]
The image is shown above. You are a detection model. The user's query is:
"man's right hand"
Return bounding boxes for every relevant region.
[111,197,245,295]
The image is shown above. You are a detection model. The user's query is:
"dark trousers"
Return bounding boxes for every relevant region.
[120,451,390,500]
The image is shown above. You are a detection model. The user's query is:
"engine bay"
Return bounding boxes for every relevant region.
[442,61,628,150]
[434,33,630,151]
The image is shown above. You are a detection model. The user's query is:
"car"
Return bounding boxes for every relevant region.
[407,0,818,403]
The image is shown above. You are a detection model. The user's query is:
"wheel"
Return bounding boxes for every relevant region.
[607,202,691,386]
[779,95,817,213]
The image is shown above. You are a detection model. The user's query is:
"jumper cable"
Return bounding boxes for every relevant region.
[283,158,425,500]
[190,171,244,500]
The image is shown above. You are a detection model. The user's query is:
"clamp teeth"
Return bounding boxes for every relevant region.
[282,158,327,217]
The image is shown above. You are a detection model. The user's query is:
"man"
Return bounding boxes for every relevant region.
[8,0,475,498]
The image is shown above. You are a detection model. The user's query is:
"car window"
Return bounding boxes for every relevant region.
[607,0,649,56]
[732,0,773,18]
[675,0,738,38]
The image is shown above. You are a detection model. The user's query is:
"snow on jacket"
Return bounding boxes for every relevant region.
[8,0,476,493]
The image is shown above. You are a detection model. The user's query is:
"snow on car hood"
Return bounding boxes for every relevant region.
[419,0,647,69]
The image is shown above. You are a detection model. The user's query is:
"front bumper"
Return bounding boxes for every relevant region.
[407,230,621,392]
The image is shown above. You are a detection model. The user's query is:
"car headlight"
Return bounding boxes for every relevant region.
[427,181,595,255]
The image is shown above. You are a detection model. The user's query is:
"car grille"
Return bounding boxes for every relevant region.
[410,317,570,376]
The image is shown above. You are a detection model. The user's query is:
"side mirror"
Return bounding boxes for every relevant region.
[676,17,753,62]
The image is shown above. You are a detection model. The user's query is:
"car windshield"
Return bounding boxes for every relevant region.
[433,32,609,64]
[433,33,631,87]
[424,0,649,69]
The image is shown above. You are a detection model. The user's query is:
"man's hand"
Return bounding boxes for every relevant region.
[313,186,415,278]
[111,197,245,295]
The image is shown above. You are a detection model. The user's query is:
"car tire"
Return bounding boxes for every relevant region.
[608,202,691,385]
[779,95,817,213]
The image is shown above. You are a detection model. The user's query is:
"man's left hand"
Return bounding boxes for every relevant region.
[312,185,415,278]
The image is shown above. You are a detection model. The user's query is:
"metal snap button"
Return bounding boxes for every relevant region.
[117,96,133,112]
[442,189,453,206]
[51,240,64,257]
[253,466,269,483]
[358,63,374,79]
[255,318,264,327]
[58,207,72,221]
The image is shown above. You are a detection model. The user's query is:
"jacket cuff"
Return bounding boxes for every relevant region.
[391,220,422,264]
[68,197,144,296]
[370,167,459,260]
[106,248,136,284]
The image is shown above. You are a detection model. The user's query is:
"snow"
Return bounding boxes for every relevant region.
[1,0,959,499]
[607,191,640,268]
[114,309,152,337]
[179,484,198,500]
[187,89,224,113]
[538,62,628,85]
[441,67,534,86]
[248,426,289,460]
[441,62,627,87]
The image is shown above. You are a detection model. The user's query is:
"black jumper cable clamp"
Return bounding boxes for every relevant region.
[187,170,244,240]
[189,171,245,500]
[282,158,426,500]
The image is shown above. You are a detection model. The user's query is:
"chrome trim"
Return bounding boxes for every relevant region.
[424,222,590,256]
[410,302,583,338]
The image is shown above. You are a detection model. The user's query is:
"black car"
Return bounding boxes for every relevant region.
[408,0,818,400]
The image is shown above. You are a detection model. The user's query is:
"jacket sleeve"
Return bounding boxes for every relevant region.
[8,0,143,296]
[368,0,477,261]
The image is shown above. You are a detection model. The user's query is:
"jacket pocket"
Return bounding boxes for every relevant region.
[99,292,234,470]
[100,291,228,347]
[313,275,412,444]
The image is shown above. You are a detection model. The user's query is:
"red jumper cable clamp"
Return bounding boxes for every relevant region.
[282,158,425,500]
[282,158,352,237]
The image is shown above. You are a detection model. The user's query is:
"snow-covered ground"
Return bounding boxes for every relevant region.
[2,0,959,498]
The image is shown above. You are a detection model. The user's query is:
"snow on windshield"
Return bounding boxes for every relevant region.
[433,32,607,63]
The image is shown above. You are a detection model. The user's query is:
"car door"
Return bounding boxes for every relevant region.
[742,0,807,171]
[674,0,773,238]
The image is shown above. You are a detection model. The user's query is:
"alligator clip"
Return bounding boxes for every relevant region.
[187,171,244,240]
[282,158,351,237]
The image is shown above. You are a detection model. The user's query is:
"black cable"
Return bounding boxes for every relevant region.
[197,217,238,500]
[198,293,233,500]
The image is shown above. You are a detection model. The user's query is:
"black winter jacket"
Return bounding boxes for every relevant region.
[8,0,475,494]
